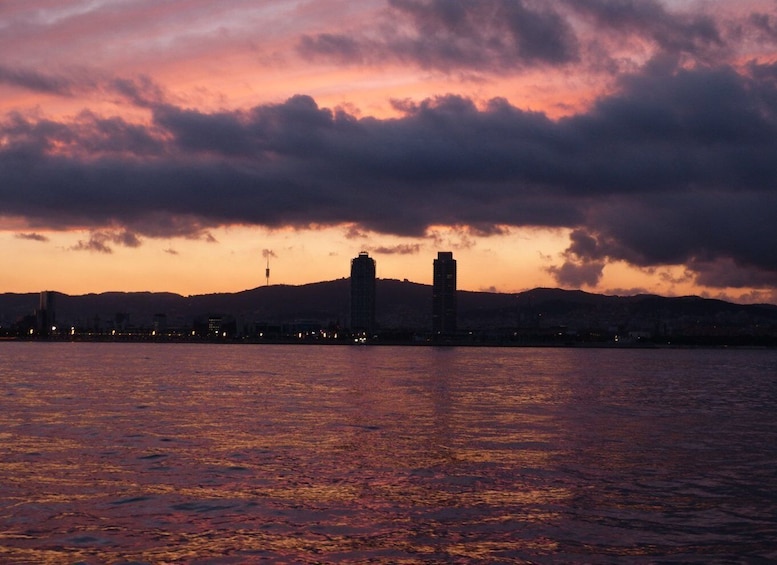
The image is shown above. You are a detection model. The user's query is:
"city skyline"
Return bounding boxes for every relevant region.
[2,2,777,304]
[3,241,777,345]
[7,276,777,347]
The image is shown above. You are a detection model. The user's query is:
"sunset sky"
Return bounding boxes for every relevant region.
[2,0,777,303]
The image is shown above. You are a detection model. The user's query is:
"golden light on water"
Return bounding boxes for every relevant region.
[2,343,775,562]
[0,344,578,562]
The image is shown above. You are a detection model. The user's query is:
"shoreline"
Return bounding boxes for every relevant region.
[4,336,776,349]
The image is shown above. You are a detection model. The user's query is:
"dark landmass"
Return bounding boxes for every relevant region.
[3,279,777,346]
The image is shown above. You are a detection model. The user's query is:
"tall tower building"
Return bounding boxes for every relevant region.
[432,251,457,335]
[350,252,376,335]
[37,290,56,336]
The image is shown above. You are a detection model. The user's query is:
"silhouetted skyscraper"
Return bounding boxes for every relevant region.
[432,251,457,335]
[37,290,56,336]
[350,252,376,335]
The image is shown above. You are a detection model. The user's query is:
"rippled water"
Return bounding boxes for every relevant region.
[1,343,776,564]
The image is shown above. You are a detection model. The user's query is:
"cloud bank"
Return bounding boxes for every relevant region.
[2,0,777,291]
[3,60,776,287]
[297,0,756,75]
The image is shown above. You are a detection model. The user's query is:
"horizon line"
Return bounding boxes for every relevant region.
[3,281,770,307]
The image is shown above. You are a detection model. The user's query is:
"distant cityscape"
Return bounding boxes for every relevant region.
[6,251,468,344]
[3,250,777,346]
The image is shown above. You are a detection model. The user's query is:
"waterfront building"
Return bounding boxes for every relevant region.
[153,313,168,335]
[36,291,56,336]
[350,252,376,335]
[208,315,223,337]
[432,251,457,335]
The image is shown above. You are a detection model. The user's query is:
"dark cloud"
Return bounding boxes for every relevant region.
[296,0,775,76]
[3,61,777,288]
[297,34,366,65]
[15,232,49,242]
[70,231,142,254]
[298,0,579,72]
[566,229,599,259]
[567,0,723,58]
[1,109,163,158]
[547,259,605,288]
[344,225,369,239]
[107,75,166,108]
[72,236,113,254]
[115,231,142,248]
[659,269,693,286]
[547,228,605,287]
[495,0,579,64]
[690,258,777,290]
[368,244,422,255]
[0,65,76,95]
[0,66,168,114]
[749,12,777,41]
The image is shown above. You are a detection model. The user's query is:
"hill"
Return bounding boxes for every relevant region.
[2,280,777,344]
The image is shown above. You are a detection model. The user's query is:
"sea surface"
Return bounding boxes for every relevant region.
[1,343,776,564]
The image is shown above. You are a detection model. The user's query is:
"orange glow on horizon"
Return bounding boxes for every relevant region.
[2,224,772,304]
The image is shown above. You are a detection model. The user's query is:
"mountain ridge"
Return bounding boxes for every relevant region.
[2,279,776,341]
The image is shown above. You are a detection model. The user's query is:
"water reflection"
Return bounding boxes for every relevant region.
[0,343,776,563]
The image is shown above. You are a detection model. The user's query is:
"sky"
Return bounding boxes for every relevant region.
[2,0,777,303]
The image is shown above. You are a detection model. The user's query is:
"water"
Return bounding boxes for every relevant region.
[1,343,775,564]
